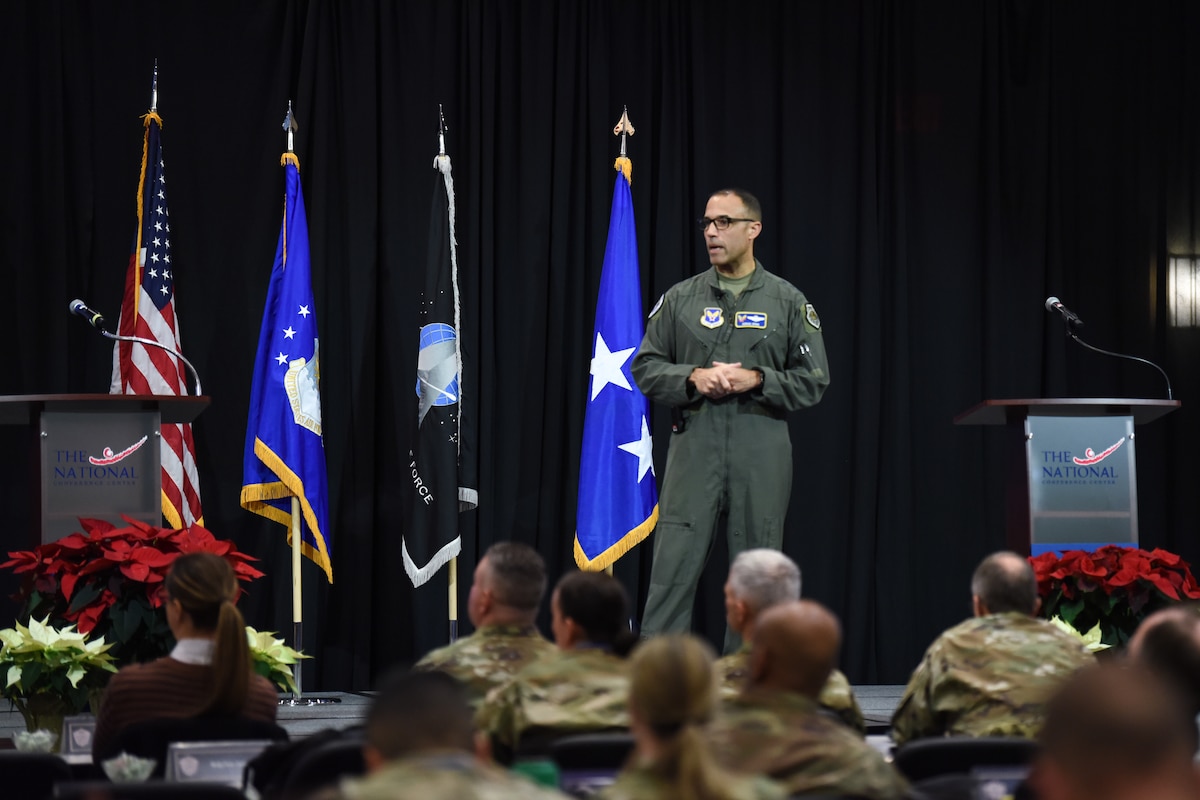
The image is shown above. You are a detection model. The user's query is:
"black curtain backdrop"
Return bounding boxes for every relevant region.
[2,0,1199,689]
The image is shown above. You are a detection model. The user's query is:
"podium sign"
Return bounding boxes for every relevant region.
[1025,414,1137,554]
[40,410,163,543]
[955,398,1178,557]
[0,395,208,547]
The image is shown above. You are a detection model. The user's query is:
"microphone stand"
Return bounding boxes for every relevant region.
[102,330,204,396]
[1063,327,1173,401]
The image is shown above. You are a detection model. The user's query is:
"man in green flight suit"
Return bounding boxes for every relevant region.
[631,188,830,644]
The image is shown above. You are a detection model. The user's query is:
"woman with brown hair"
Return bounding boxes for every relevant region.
[601,634,783,800]
[92,552,280,760]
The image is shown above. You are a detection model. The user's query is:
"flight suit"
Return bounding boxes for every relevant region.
[631,263,829,639]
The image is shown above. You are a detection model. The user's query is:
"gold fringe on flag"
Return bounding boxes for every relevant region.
[130,111,165,321]
[281,152,301,169]
[614,156,633,184]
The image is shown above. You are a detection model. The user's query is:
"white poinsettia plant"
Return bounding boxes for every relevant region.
[246,626,311,694]
[0,617,118,713]
[1049,614,1111,653]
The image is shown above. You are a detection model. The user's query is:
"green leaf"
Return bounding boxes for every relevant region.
[109,603,143,645]
[1058,597,1085,626]
[66,582,102,616]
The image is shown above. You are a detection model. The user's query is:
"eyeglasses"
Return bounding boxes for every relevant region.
[697,216,757,231]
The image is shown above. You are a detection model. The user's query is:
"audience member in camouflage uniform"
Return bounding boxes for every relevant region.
[708,601,909,799]
[414,542,555,708]
[715,548,864,732]
[1029,662,1200,800]
[477,571,638,760]
[337,669,569,800]
[891,551,1094,745]
[600,635,785,800]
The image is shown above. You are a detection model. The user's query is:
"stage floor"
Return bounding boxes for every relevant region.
[1,685,907,745]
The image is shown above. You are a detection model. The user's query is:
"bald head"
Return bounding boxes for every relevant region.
[971,551,1038,616]
[749,600,841,698]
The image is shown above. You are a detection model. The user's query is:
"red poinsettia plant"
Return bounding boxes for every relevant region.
[1029,545,1200,647]
[1,516,264,665]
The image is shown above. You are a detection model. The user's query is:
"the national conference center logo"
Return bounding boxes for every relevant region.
[51,436,146,486]
[1039,437,1125,486]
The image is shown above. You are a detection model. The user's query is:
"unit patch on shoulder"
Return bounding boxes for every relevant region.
[735,312,768,329]
[804,303,822,331]
[648,293,665,319]
[700,307,724,329]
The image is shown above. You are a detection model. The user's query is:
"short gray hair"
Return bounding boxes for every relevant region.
[727,549,801,612]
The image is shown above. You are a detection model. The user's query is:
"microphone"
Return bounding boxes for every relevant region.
[1044,296,1173,400]
[1045,296,1083,328]
[69,299,109,332]
[66,298,204,395]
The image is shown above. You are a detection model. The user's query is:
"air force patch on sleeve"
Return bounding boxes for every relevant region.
[804,303,822,331]
[701,307,724,329]
[735,312,767,329]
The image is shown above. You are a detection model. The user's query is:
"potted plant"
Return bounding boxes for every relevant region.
[246,626,312,695]
[0,617,118,743]
[1,516,265,665]
[1030,545,1200,647]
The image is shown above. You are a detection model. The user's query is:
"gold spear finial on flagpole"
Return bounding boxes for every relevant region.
[613,106,635,183]
[614,105,635,156]
[281,101,299,168]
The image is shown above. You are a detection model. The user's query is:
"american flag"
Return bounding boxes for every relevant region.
[109,112,203,528]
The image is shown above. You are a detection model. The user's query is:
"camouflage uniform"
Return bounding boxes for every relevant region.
[413,623,556,708]
[476,647,630,750]
[715,645,865,733]
[598,756,786,800]
[890,612,1095,745]
[337,752,570,799]
[708,689,910,800]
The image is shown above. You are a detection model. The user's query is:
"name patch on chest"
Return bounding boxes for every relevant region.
[700,307,724,329]
[735,312,768,329]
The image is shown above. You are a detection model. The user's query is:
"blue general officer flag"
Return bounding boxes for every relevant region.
[241,153,332,583]
[575,160,659,570]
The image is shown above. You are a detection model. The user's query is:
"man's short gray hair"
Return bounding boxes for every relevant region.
[727,549,801,612]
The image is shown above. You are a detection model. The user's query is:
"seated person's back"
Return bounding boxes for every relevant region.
[92,552,279,761]
[891,551,1093,744]
[414,542,555,708]
[708,601,908,800]
[476,571,636,758]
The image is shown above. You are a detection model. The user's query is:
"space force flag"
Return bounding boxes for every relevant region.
[241,153,332,583]
[403,151,479,588]
[574,159,659,570]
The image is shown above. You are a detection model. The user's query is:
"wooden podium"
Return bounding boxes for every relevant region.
[0,394,209,545]
[955,398,1180,555]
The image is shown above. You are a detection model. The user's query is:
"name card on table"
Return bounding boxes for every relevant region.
[165,739,275,787]
[60,714,97,764]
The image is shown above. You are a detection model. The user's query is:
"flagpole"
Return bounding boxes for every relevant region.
[291,496,303,699]
[435,105,462,645]
[283,100,304,700]
[150,59,158,114]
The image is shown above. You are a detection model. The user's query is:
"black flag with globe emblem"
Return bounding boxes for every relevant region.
[403,151,479,588]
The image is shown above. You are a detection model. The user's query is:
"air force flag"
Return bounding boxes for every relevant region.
[241,154,332,583]
[575,161,659,570]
